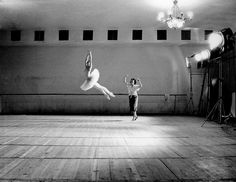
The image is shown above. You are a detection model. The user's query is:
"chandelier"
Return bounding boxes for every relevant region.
[157,0,193,29]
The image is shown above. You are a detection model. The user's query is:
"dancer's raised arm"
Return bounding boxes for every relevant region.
[137,78,142,88]
[89,51,92,61]
[85,51,93,70]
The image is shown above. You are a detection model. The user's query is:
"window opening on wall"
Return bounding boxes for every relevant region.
[157,30,167,40]
[11,30,21,41]
[108,30,118,40]
[59,30,69,41]
[34,31,45,41]
[83,30,93,41]
[132,30,142,40]
[181,30,191,40]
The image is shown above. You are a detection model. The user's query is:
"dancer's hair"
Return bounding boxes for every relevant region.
[130,78,137,84]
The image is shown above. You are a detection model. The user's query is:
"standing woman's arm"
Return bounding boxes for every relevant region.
[137,78,142,88]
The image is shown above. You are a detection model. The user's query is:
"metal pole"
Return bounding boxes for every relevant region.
[218,59,223,124]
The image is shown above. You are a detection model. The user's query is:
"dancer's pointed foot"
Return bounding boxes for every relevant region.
[106,95,110,100]
[132,116,138,121]
[109,92,115,97]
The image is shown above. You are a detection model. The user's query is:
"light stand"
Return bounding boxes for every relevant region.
[185,57,194,114]
[198,60,210,116]
[201,57,225,127]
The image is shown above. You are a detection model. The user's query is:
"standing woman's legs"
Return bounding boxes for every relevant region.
[129,95,138,120]
[133,96,138,120]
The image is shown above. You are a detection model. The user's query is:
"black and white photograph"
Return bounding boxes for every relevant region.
[0,0,236,181]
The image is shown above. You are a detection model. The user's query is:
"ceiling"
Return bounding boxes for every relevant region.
[0,0,235,32]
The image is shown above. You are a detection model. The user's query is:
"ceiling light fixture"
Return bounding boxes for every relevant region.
[157,0,193,29]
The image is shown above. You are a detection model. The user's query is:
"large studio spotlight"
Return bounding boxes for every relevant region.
[208,28,234,52]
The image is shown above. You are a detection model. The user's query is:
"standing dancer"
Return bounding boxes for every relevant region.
[80,51,115,100]
[124,75,142,120]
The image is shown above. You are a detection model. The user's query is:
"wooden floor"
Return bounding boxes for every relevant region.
[0,115,235,181]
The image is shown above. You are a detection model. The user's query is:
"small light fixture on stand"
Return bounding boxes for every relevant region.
[185,56,194,114]
[158,0,193,29]
[185,50,211,115]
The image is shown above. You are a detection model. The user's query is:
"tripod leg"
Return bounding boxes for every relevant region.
[190,99,194,114]
[220,99,227,124]
[201,99,220,127]
[185,99,190,111]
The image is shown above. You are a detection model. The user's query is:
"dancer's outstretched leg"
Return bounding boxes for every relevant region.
[101,85,115,98]
[93,83,110,100]
[93,82,115,100]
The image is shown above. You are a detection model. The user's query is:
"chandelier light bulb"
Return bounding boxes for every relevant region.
[177,20,184,28]
[187,11,193,19]
[158,12,165,21]
[167,9,172,16]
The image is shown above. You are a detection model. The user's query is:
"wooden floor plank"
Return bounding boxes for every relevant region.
[0,159,16,172]
[0,137,19,145]
[60,146,96,158]
[97,159,111,181]
[7,137,50,145]
[56,159,79,180]
[162,157,236,180]
[109,159,140,181]
[30,159,58,179]
[96,147,129,158]
[0,146,32,158]
[0,159,23,178]
[73,159,93,181]
[193,157,236,179]
[204,145,236,157]
[161,158,211,180]
[126,146,180,158]
[2,159,43,179]
[134,159,178,181]
[169,145,216,158]
[22,146,52,158]
[99,138,126,146]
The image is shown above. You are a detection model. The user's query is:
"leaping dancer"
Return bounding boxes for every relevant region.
[80,51,115,100]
